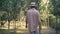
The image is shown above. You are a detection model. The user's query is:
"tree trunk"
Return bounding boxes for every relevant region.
[8,21,10,34]
[56,16,58,34]
[14,20,16,34]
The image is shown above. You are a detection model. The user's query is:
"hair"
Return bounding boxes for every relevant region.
[30,6,37,9]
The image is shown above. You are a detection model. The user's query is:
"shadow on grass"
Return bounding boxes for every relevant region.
[0,29,29,34]
[0,29,17,34]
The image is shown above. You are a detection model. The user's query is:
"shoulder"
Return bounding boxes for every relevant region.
[26,9,31,15]
[27,9,32,12]
[35,9,39,13]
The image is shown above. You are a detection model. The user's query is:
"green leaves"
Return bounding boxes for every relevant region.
[0,0,21,21]
[51,0,60,16]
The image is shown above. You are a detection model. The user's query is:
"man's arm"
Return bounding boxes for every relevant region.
[26,18,27,28]
[25,13,28,28]
[39,21,41,34]
[38,12,41,34]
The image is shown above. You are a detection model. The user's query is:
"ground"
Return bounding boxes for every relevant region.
[16,26,55,34]
[0,21,57,34]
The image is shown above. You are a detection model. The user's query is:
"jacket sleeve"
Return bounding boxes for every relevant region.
[25,13,28,28]
[26,12,28,24]
[38,12,41,33]
[38,12,41,24]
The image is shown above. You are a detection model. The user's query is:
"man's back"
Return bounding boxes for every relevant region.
[26,8,40,32]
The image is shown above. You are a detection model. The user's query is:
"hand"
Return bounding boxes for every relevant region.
[25,24,27,28]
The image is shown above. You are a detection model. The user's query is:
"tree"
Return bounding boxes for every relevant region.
[49,0,60,34]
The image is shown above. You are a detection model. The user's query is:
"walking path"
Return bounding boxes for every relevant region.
[16,26,56,34]
[41,26,55,34]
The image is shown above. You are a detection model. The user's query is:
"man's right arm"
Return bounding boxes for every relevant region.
[26,17,27,28]
[26,13,28,28]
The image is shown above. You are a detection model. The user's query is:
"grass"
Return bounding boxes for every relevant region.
[0,29,15,34]
[0,21,28,34]
[0,21,56,34]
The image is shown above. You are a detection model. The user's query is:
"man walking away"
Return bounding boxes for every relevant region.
[26,2,41,34]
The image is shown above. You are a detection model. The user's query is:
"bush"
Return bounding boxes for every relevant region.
[49,16,60,30]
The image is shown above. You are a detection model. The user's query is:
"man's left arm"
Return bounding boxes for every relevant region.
[38,12,41,34]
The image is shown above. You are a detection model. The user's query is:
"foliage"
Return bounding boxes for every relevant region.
[50,0,60,16]
[0,0,60,29]
[0,0,22,21]
[49,16,60,30]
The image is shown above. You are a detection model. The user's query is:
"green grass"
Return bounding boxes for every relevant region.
[0,29,16,34]
[0,21,56,34]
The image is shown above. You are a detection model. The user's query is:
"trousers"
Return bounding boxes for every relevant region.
[30,31,37,34]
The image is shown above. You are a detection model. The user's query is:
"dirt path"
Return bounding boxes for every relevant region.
[41,27,55,34]
[16,26,56,34]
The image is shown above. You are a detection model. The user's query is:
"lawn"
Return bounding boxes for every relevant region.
[0,21,56,34]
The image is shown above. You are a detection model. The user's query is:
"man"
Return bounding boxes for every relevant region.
[26,2,41,34]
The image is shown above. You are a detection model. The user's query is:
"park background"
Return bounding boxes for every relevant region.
[0,0,60,34]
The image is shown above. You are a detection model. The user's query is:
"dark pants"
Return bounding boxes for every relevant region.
[30,31,37,34]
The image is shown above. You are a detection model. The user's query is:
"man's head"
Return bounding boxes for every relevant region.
[30,2,37,9]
